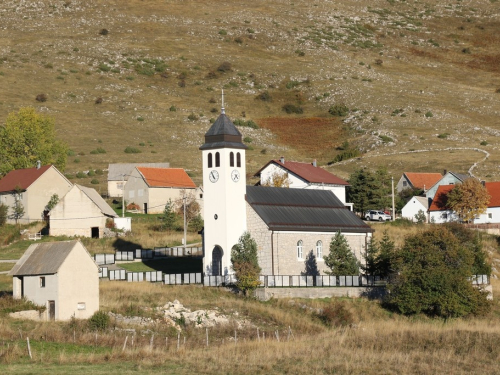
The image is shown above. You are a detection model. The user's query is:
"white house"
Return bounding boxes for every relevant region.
[124,167,199,214]
[459,181,500,224]
[49,184,118,238]
[254,158,350,205]
[0,165,72,224]
[107,162,170,197]
[425,171,469,201]
[396,172,443,194]
[401,196,430,223]
[428,185,459,223]
[200,109,372,277]
[9,240,99,321]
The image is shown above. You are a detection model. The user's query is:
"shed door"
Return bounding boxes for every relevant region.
[91,227,99,239]
[48,300,55,321]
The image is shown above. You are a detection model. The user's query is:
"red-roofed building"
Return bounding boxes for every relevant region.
[0,165,72,224]
[471,181,500,224]
[397,172,443,193]
[123,167,201,214]
[254,158,350,206]
[428,185,458,223]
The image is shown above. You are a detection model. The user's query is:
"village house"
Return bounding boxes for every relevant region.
[107,162,170,198]
[425,170,469,201]
[396,172,443,194]
[9,240,99,321]
[254,157,351,207]
[123,167,200,214]
[428,185,459,223]
[401,196,430,223]
[200,108,372,277]
[49,184,118,238]
[0,164,72,224]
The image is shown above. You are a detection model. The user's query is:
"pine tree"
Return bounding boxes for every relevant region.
[324,231,359,276]
[162,199,178,231]
[376,230,396,278]
[362,236,379,276]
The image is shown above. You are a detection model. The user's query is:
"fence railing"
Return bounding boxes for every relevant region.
[112,247,203,262]
[259,275,384,288]
[94,253,115,265]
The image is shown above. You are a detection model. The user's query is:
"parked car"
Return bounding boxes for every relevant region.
[364,210,391,221]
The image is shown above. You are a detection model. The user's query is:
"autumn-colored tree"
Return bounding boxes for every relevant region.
[0,107,68,177]
[447,178,490,223]
[262,170,290,188]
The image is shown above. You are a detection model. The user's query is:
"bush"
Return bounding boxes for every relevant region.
[87,170,95,177]
[425,111,433,117]
[95,97,103,104]
[217,61,232,72]
[187,113,198,121]
[317,303,355,327]
[0,204,7,226]
[88,310,110,331]
[169,105,177,112]
[480,141,488,146]
[76,171,87,178]
[91,179,99,184]
[36,94,47,102]
[437,133,449,139]
[329,148,361,164]
[95,169,103,175]
[329,104,349,117]
[233,119,258,129]
[255,91,271,101]
[99,29,109,36]
[124,146,141,154]
[282,104,303,114]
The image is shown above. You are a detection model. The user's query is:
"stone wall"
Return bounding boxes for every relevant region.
[255,287,386,301]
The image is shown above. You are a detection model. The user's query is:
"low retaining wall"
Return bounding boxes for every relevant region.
[255,286,386,301]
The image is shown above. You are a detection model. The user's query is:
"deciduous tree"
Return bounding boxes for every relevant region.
[324,231,359,276]
[231,232,261,295]
[447,178,490,223]
[262,170,290,188]
[0,107,68,176]
[386,226,491,318]
[162,199,178,231]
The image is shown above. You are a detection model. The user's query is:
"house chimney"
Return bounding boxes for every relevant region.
[280,156,285,164]
[36,160,41,169]
[443,169,447,176]
[312,159,317,167]
[481,180,486,187]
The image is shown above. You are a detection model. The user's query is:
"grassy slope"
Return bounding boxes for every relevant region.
[0,0,499,186]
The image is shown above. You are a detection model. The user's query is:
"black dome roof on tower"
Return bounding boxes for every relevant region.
[199,113,248,150]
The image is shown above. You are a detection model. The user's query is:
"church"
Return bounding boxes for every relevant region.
[200,107,372,277]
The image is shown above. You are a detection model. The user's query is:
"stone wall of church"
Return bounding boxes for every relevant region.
[246,203,371,276]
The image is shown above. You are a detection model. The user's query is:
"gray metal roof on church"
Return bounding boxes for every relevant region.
[246,186,372,233]
[199,113,247,150]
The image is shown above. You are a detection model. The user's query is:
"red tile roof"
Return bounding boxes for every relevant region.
[137,167,196,188]
[485,182,500,207]
[0,165,52,193]
[404,172,443,190]
[255,160,348,185]
[428,184,454,211]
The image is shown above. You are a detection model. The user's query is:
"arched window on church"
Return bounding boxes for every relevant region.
[237,152,241,168]
[297,240,303,259]
[316,240,323,260]
[230,152,234,167]
[215,152,220,167]
[208,153,213,168]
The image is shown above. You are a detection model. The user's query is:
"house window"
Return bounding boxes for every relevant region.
[297,240,303,259]
[208,153,213,168]
[128,191,135,199]
[230,152,234,167]
[403,181,407,187]
[316,241,323,259]
[442,213,448,219]
[215,152,220,167]
[237,153,241,168]
[138,189,143,197]
[77,302,86,310]
[40,277,45,288]
[488,213,493,219]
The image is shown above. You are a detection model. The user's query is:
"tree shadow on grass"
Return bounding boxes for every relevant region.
[112,237,143,252]
[142,257,202,274]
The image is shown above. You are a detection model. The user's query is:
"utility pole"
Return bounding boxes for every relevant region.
[183,194,187,251]
[122,174,125,218]
[391,176,395,221]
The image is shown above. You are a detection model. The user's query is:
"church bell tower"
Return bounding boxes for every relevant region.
[199,97,247,277]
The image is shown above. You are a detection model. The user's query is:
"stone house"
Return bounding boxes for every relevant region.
[9,240,99,321]
[0,165,72,224]
[124,167,199,214]
[107,162,170,197]
[49,184,118,238]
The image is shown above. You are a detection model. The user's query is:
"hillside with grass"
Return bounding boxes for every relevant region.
[0,0,499,188]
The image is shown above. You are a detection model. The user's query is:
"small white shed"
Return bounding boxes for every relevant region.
[9,240,99,321]
[401,196,430,222]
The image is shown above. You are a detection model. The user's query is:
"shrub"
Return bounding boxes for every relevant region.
[330,148,361,164]
[480,141,488,146]
[137,116,144,121]
[87,170,95,177]
[169,105,177,112]
[127,202,140,210]
[95,169,103,175]
[329,104,349,117]
[76,171,87,178]
[437,133,449,139]
[99,29,109,36]
[95,97,102,104]
[91,179,99,184]
[90,147,106,155]
[36,94,47,102]
[124,146,141,154]
[285,80,300,89]
[88,310,110,331]
[234,37,243,44]
[217,61,232,72]
[243,136,252,143]
[233,119,258,129]
[256,91,271,101]
[379,135,394,143]
[425,111,433,117]
[317,303,355,327]
[0,204,7,226]
[282,104,303,114]
[187,113,198,121]
[218,29,227,36]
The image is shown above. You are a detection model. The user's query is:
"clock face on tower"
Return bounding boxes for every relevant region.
[209,170,219,183]
[231,169,240,182]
